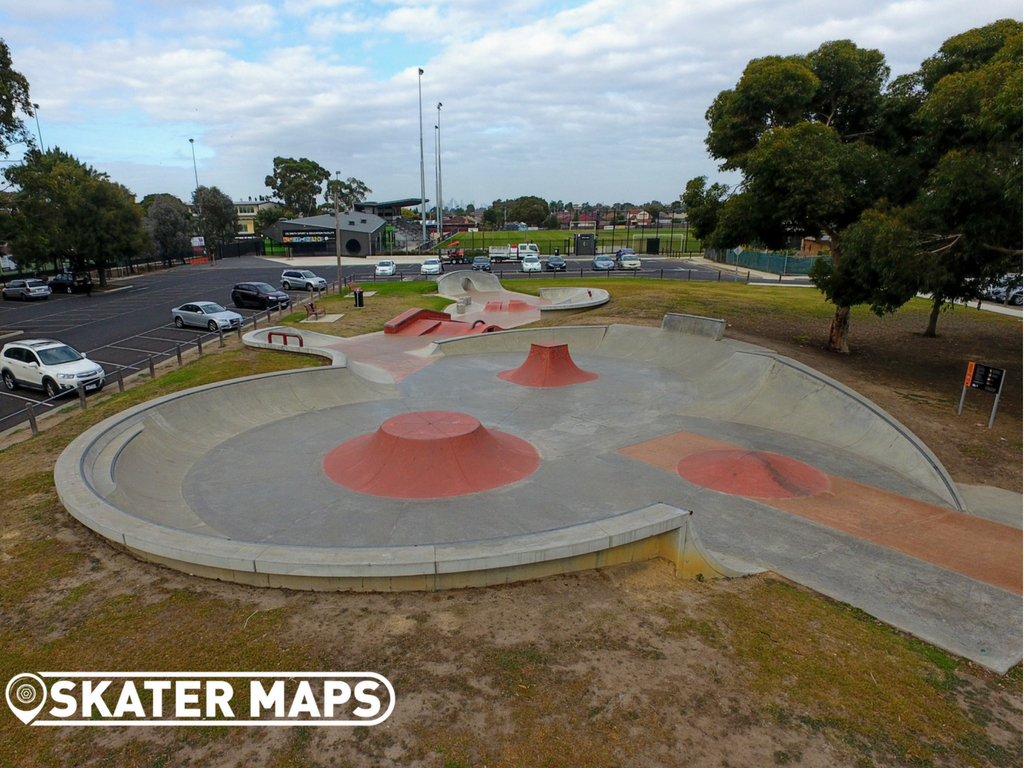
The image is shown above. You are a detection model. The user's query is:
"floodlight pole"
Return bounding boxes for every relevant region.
[334,171,342,291]
[31,103,43,151]
[436,102,443,243]
[418,68,427,247]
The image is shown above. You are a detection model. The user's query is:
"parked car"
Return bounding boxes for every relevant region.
[615,249,642,270]
[471,256,492,272]
[281,269,327,291]
[230,282,291,310]
[172,302,243,331]
[47,273,91,294]
[520,255,542,273]
[420,258,443,276]
[1,339,105,398]
[2,279,51,301]
[591,255,616,271]
[375,260,397,277]
[982,274,1023,306]
[545,255,567,272]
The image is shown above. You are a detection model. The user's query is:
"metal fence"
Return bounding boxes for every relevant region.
[704,248,825,275]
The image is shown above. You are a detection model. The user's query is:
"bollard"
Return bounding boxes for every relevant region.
[252,313,258,330]
[197,335,203,355]
[236,324,243,341]
[78,383,88,411]
[176,344,183,367]
[218,326,225,348]
[148,356,156,378]
[778,272,783,283]
[26,404,38,435]
[746,270,750,283]
[660,268,664,279]
[687,269,691,281]
[116,370,125,393]
[717,271,722,282]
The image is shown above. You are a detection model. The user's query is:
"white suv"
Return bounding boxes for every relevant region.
[1,339,106,399]
[281,269,327,291]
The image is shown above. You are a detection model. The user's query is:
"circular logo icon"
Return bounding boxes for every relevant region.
[6,673,47,724]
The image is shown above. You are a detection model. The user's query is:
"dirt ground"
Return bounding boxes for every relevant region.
[2,295,1021,768]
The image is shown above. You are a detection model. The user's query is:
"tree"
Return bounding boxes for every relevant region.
[192,186,238,257]
[0,39,33,157]
[144,195,192,266]
[254,205,291,236]
[508,196,548,228]
[264,157,329,216]
[693,40,901,352]
[322,177,371,212]
[542,213,561,230]
[3,148,146,284]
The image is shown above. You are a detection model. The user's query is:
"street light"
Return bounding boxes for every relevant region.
[334,171,343,291]
[417,68,427,247]
[436,102,443,243]
[189,139,210,263]
[31,103,43,151]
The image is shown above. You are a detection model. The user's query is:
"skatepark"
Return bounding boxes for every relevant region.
[54,272,1022,675]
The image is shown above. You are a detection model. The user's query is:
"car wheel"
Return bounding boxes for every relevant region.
[260,299,269,310]
[282,281,291,290]
[233,297,244,308]
[1012,295,1023,307]
[43,378,60,399]
[2,370,16,390]
[208,320,218,332]
[174,316,185,328]
[65,286,74,294]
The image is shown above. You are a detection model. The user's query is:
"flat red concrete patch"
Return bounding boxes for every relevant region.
[323,411,540,499]
[678,449,831,499]
[498,342,599,388]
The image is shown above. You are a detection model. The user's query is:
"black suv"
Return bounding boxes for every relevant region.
[231,282,291,310]
[471,256,492,272]
[48,273,90,294]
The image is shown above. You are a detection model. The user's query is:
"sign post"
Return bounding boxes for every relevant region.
[957,361,1005,429]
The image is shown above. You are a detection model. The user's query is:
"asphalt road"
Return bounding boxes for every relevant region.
[0,254,806,431]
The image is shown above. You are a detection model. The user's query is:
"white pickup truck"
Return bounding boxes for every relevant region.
[488,243,541,262]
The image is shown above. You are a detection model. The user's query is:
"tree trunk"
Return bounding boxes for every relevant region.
[827,304,851,353]
[924,295,941,337]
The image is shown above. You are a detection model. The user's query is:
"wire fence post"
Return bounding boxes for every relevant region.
[77,383,88,411]
[218,327,225,348]
[147,356,156,378]
[176,344,183,367]
[26,404,38,435]
[197,335,203,355]
[116,370,125,393]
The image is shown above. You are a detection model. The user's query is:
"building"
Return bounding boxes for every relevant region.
[234,199,282,237]
[263,213,388,257]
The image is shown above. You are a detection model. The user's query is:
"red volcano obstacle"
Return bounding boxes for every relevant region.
[676,449,831,499]
[498,342,599,388]
[323,411,540,499]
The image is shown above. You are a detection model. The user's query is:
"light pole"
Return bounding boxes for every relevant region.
[334,171,343,291]
[31,103,43,151]
[417,68,427,247]
[189,139,209,262]
[436,102,443,244]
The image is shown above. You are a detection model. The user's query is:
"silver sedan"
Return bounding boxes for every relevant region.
[171,302,243,331]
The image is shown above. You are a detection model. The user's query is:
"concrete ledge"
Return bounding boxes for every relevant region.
[661,312,726,341]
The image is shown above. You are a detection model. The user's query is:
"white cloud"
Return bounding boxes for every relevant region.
[3,0,1020,205]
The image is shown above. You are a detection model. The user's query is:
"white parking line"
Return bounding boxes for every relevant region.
[0,390,52,407]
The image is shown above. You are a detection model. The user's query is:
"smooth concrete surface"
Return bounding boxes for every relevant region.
[661,312,727,340]
[54,321,1023,673]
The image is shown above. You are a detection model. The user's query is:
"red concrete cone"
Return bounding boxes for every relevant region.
[323,411,540,499]
[498,342,599,388]
[677,449,830,499]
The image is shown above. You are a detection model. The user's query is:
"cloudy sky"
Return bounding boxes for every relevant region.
[1,0,1020,209]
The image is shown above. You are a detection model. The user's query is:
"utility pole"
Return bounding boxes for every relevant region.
[436,102,443,243]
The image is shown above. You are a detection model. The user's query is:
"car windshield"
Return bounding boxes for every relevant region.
[473,257,488,263]
[37,345,83,365]
[198,303,227,313]
[253,283,276,292]
[425,259,439,265]
[379,261,393,267]
[524,256,539,262]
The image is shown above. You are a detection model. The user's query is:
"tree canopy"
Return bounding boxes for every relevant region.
[0,38,32,157]
[144,195,192,266]
[686,21,1022,350]
[323,177,371,213]
[3,148,146,283]
[192,186,238,256]
[264,157,330,216]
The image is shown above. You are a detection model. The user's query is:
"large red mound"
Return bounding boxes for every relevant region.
[677,449,831,499]
[323,411,540,499]
[498,342,599,388]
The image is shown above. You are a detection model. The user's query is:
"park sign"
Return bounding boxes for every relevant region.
[957,362,1006,428]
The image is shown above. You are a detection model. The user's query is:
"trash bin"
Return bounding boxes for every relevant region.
[353,288,364,308]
